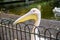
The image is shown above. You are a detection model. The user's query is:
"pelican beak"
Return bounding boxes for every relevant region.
[13,12,38,25]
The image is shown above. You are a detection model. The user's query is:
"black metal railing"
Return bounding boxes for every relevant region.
[0,19,60,40]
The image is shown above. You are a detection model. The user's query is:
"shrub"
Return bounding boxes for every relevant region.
[9,1,54,19]
[9,7,30,16]
[41,2,54,19]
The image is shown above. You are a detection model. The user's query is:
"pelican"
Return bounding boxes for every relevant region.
[13,8,47,40]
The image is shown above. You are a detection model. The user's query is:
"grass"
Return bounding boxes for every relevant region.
[9,7,30,15]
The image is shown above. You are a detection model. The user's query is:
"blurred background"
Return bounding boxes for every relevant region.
[0,0,60,19]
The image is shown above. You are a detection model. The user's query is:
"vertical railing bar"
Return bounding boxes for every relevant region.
[56,31,60,40]
[44,29,47,40]
[24,27,27,40]
[38,28,40,40]
[44,28,52,40]
[19,24,22,40]
[34,27,38,40]
[12,24,14,40]
[24,24,32,40]
[0,34,2,40]
[1,23,4,40]
[29,31,31,40]
[16,24,18,40]
[29,28,31,40]
[34,28,36,40]
[26,24,36,40]
[8,24,11,40]
[34,33,36,40]
[5,24,8,40]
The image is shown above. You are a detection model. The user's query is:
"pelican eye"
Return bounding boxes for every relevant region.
[33,10,36,12]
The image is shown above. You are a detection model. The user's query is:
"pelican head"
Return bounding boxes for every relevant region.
[13,8,41,40]
[13,8,41,26]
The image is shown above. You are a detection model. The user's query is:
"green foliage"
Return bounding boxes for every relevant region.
[53,0,60,7]
[40,0,51,2]
[48,0,60,7]
[29,2,54,19]
[41,2,54,19]
[9,1,54,19]
[9,7,30,16]
[0,0,3,1]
